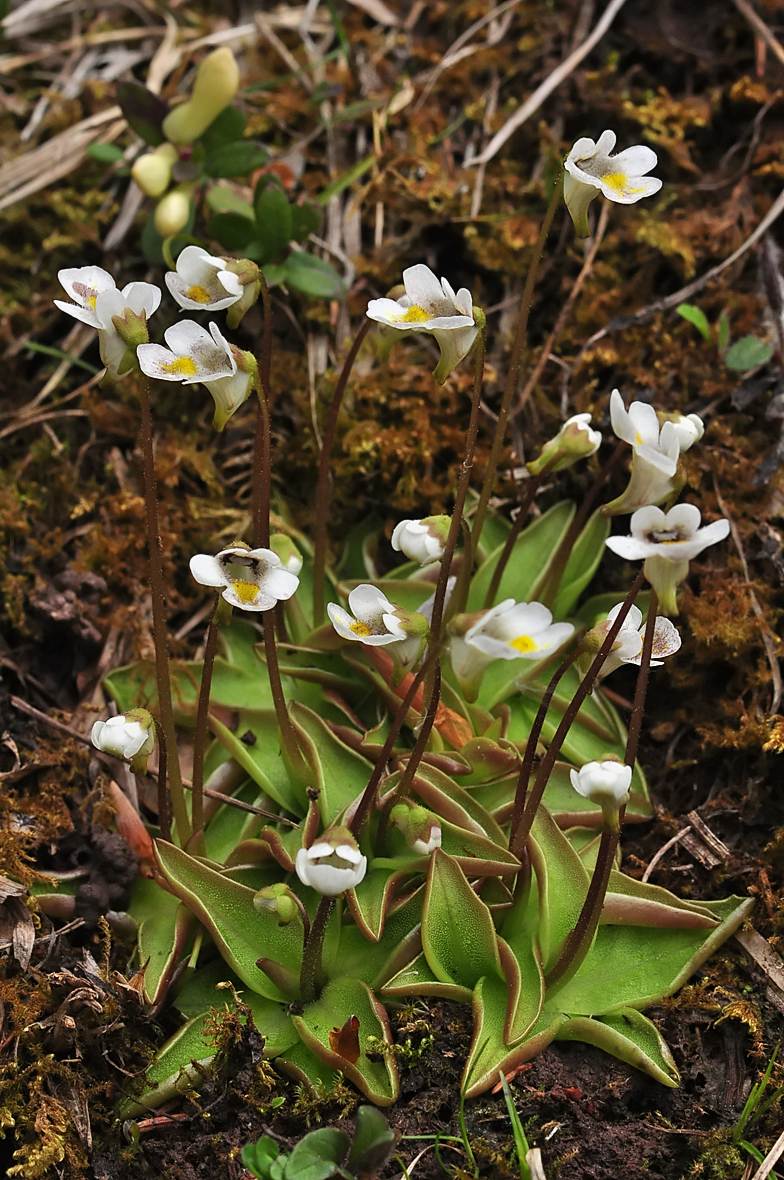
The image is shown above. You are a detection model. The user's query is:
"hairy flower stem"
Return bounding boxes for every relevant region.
[537,441,625,610]
[545,590,659,992]
[445,519,474,622]
[300,895,334,1003]
[189,596,221,854]
[509,568,645,859]
[264,618,309,784]
[138,372,190,845]
[624,589,658,772]
[471,176,562,551]
[155,726,171,843]
[252,273,273,549]
[312,319,372,626]
[482,463,554,610]
[396,663,442,799]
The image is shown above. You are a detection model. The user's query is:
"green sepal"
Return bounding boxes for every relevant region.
[555,1008,679,1087]
[292,977,399,1105]
[154,840,304,1001]
[421,849,503,990]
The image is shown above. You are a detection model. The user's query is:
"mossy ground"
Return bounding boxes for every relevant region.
[1,0,784,1175]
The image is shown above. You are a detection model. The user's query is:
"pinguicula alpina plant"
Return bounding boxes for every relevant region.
[43,126,753,1118]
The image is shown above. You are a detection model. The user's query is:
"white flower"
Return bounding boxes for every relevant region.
[391,516,450,565]
[661,411,705,452]
[327,585,429,678]
[412,825,442,856]
[527,413,602,476]
[565,130,662,238]
[570,760,632,810]
[603,390,683,516]
[137,320,234,383]
[595,603,681,679]
[605,504,730,615]
[190,543,299,612]
[366,264,478,384]
[55,267,161,380]
[295,828,367,897]
[91,710,155,773]
[165,245,243,312]
[449,599,574,701]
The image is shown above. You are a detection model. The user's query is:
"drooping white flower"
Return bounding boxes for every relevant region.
[391,516,450,565]
[603,389,683,516]
[593,602,681,680]
[565,130,662,238]
[449,599,574,701]
[328,585,429,681]
[91,709,155,774]
[366,264,478,384]
[165,245,243,312]
[605,504,730,615]
[190,543,299,612]
[527,413,602,476]
[295,827,367,896]
[661,411,705,452]
[570,760,632,810]
[55,267,161,380]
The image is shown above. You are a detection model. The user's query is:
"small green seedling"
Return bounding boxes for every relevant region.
[241,1106,397,1180]
[676,303,772,371]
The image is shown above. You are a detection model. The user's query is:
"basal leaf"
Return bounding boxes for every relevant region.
[282,251,347,299]
[528,806,589,971]
[555,1008,679,1086]
[421,849,502,989]
[205,140,268,179]
[208,211,259,251]
[254,184,293,261]
[129,876,196,1007]
[553,509,611,618]
[289,702,373,824]
[468,501,574,612]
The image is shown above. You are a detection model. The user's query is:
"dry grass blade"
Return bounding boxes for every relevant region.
[733,0,784,70]
[750,1129,784,1180]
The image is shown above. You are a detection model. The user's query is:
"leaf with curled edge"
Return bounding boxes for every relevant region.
[289,702,374,825]
[292,977,399,1105]
[154,840,303,1002]
[421,849,503,990]
[555,1009,679,1087]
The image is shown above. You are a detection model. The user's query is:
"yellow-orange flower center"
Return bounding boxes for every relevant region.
[161,356,198,377]
[350,621,373,637]
[231,579,259,605]
[186,285,212,304]
[391,305,430,324]
[510,634,537,654]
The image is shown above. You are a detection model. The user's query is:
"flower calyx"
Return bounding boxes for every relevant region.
[91,709,156,774]
[526,413,602,476]
[294,826,367,897]
[253,883,301,926]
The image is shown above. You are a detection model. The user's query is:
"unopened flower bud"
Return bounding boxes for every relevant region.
[223,259,261,330]
[91,709,155,774]
[294,826,367,896]
[526,413,601,477]
[253,883,299,925]
[132,143,178,198]
[391,515,450,565]
[390,802,442,856]
[270,533,303,576]
[154,184,193,238]
[570,758,632,823]
[162,47,240,145]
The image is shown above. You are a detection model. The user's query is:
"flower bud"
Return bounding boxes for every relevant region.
[91,709,155,774]
[162,47,240,145]
[270,533,303,576]
[390,802,442,856]
[253,883,299,925]
[570,758,632,820]
[391,515,450,565]
[526,413,601,476]
[154,184,193,238]
[131,143,178,198]
[294,826,367,896]
[222,259,261,330]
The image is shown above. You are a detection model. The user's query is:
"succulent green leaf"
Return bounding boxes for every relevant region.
[123,1011,216,1114]
[346,864,409,942]
[725,335,773,371]
[154,840,304,1001]
[498,935,544,1046]
[289,702,373,824]
[205,140,268,179]
[553,509,611,618]
[276,1039,339,1093]
[555,1009,679,1086]
[421,849,503,989]
[174,959,299,1057]
[199,104,247,149]
[548,896,754,1013]
[467,501,574,612]
[529,806,589,971]
[208,711,304,815]
[242,1135,280,1180]
[347,1106,397,1176]
[379,951,473,1003]
[206,185,256,219]
[462,1001,565,1099]
[292,977,399,1105]
[254,184,293,261]
[208,211,260,251]
[129,876,196,1007]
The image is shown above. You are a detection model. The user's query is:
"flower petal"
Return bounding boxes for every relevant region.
[403,264,450,313]
[347,584,395,620]
[190,554,226,587]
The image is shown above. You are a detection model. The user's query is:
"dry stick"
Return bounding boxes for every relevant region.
[733,0,784,70]
[189,597,221,852]
[545,589,658,990]
[510,567,646,858]
[312,318,372,626]
[513,200,610,422]
[300,895,334,1004]
[471,182,561,552]
[536,440,625,611]
[138,372,190,846]
[252,273,274,550]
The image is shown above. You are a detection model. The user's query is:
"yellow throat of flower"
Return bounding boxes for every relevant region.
[510,634,537,654]
[161,356,198,377]
[186,285,212,304]
[390,305,431,324]
[231,579,260,605]
[350,620,373,637]
[602,171,645,196]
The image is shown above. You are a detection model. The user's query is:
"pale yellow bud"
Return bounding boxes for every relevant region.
[132,144,177,198]
[154,184,193,238]
[162,48,240,145]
